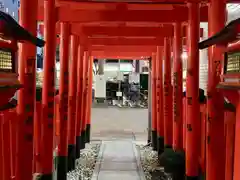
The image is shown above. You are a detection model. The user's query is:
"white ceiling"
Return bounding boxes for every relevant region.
[227,3,240,22]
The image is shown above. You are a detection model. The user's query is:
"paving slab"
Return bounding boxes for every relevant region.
[98,171,140,180]
[101,141,135,162]
[100,161,137,171]
[91,140,145,180]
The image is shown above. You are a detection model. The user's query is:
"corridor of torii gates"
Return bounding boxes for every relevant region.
[1,0,240,180]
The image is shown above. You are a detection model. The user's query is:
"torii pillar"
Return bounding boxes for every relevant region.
[76,44,85,159]
[151,52,158,151]
[173,23,183,151]
[67,35,79,171]
[206,0,226,180]
[185,2,200,179]
[40,0,56,179]
[17,0,38,179]
[56,22,70,180]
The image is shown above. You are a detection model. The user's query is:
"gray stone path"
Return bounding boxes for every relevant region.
[91,140,145,180]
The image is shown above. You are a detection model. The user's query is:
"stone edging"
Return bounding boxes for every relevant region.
[132,142,147,180]
[91,141,105,180]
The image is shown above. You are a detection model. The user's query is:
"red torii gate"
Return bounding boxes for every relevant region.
[39,24,203,38]
[37,24,203,60]
[90,45,157,52]
[8,0,229,180]
[22,0,199,179]
[37,3,209,23]
[90,46,157,58]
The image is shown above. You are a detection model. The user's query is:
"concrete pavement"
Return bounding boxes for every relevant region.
[91,107,148,142]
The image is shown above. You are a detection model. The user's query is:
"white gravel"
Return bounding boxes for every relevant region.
[67,142,101,180]
[137,144,171,180]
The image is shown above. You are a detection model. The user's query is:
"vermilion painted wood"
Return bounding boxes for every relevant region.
[1,113,11,180]
[224,111,235,180]
[38,25,203,46]
[55,95,60,137]
[183,98,186,150]
[185,2,200,177]
[173,22,183,150]
[75,45,84,146]
[9,110,17,178]
[0,115,2,180]
[37,6,208,22]
[81,51,90,133]
[53,0,240,4]
[200,104,206,174]
[218,90,239,180]
[155,50,160,137]
[82,26,203,38]
[89,37,164,46]
[206,0,226,180]
[37,0,183,10]
[86,58,93,128]
[151,53,157,133]
[26,0,236,180]
[0,110,17,180]
[91,47,156,58]
[234,100,240,180]
[163,37,173,147]
[16,0,38,179]
[90,45,157,52]
[58,22,70,157]
[33,102,42,173]
[68,35,79,146]
[84,26,174,37]
[228,41,240,52]
[156,47,163,137]
[40,0,56,176]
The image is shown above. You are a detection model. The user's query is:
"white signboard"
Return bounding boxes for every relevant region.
[95,75,106,98]
[116,92,122,97]
[0,0,19,20]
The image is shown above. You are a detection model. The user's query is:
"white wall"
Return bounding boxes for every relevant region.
[199,23,208,94]
[104,63,133,72]
[93,62,133,73]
